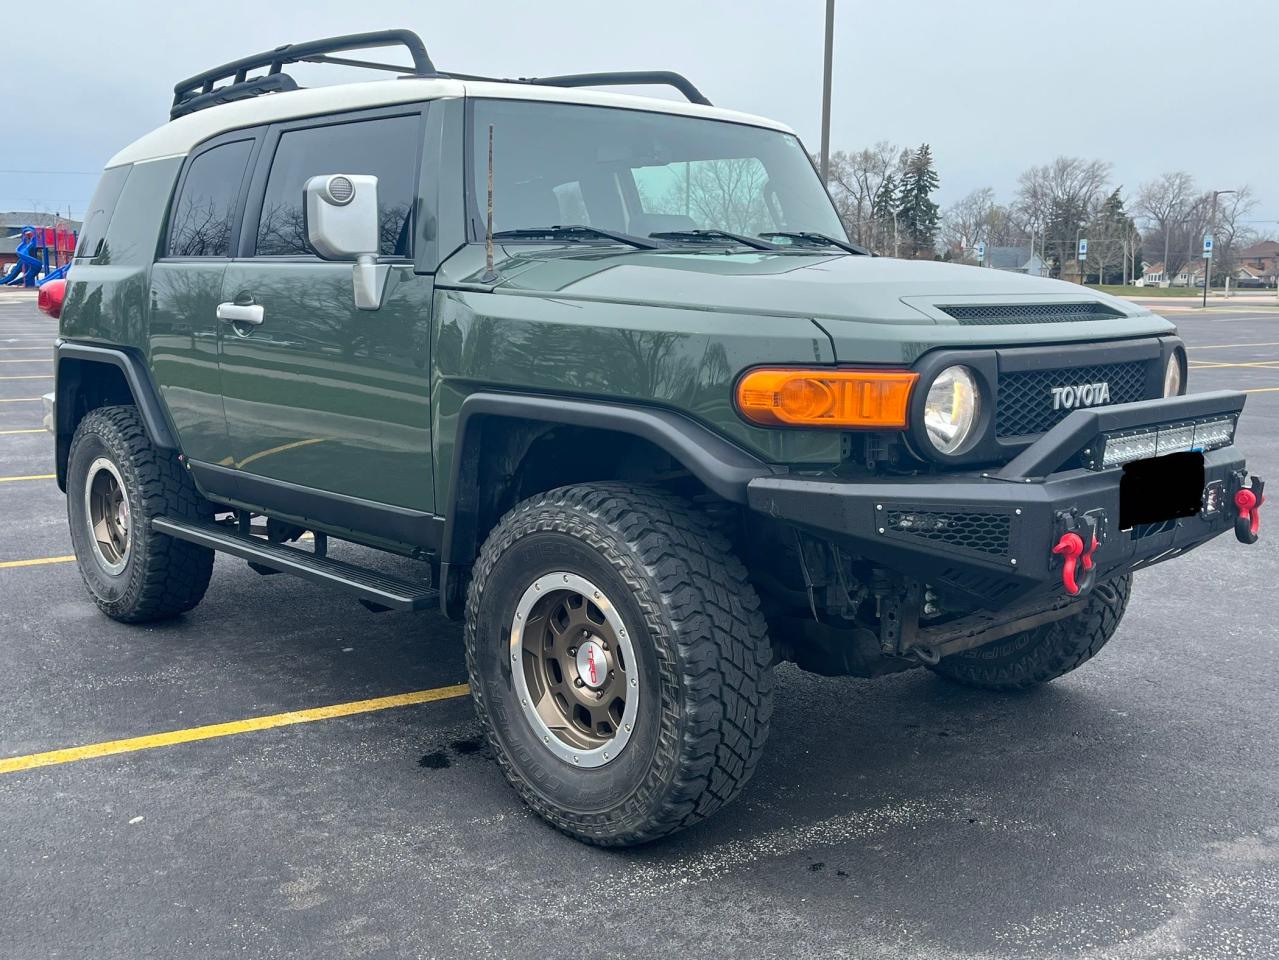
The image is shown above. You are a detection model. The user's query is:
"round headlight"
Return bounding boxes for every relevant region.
[1164,351,1184,397]
[923,365,981,455]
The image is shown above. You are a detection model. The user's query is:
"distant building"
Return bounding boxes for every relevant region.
[1235,240,1279,284]
[1,211,82,273]
[985,245,1049,276]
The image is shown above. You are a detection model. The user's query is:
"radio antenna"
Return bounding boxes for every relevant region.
[480,123,499,283]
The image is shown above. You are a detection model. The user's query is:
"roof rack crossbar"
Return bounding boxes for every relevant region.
[168,31,714,120]
[171,29,436,119]
[524,71,712,106]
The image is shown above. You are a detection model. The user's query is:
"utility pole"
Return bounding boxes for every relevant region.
[819,0,835,183]
[1203,189,1236,308]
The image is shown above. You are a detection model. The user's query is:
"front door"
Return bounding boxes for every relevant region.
[217,109,436,528]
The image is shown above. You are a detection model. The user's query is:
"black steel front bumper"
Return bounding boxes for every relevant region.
[747,390,1259,608]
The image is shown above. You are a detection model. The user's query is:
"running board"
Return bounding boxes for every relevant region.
[152,517,437,612]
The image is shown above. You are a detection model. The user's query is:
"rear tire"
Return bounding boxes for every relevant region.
[930,574,1132,690]
[465,483,773,846]
[67,405,214,622]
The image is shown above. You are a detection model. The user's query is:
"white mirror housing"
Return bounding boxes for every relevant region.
[304,174,388,311]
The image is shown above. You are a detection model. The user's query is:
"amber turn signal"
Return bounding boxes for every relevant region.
[735,368,918,428]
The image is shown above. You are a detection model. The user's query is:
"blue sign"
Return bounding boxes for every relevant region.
[1078,238,1088,260]
[1203,236,1214,257]
[975,242,985,262]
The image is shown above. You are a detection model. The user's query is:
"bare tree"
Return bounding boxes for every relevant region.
[1135,172,1197,279]
[1210,187,1258,282]
[823,142,907,251]
[1014,157,1111,277]
[941,187,995,261]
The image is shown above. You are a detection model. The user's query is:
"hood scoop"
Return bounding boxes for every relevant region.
[939,302,1126,326]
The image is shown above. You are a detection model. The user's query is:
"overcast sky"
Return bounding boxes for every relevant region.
[4,0,1276,232]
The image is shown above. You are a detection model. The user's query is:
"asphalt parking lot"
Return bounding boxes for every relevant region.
[2,290,1277,960]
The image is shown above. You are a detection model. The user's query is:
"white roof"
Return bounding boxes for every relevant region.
[107,77,793,168]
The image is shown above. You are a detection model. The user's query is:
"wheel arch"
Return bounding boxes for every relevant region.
[54,343,176,491]
[437,392,776,617]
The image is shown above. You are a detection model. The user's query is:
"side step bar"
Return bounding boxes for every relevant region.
[153,517,437,612]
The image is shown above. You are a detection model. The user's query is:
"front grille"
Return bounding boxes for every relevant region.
[941,302,1126,325]
[996,361,1149,438]
[885,510,1011,557]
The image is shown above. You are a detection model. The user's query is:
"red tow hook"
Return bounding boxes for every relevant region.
[1052,531,1099,596]
[1234,479,1264,544]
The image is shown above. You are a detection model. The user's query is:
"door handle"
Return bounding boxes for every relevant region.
[216,302,264,325]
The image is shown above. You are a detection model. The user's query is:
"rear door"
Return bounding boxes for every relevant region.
[150,131,260,468]
[218,106,437,533]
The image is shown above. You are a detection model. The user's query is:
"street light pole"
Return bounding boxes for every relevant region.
[1204,189,1237,308]
[819,0,835,183]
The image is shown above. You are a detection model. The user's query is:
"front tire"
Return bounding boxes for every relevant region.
[930,574,1132,690]
[67,405,214,622]
[465,483,773,846]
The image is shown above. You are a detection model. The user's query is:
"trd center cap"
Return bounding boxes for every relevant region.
[575,639,608,689]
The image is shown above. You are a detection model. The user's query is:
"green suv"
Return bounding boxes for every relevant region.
[45,30,1262,845]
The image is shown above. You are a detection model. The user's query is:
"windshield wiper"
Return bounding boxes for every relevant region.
[760,231,872,255]
[491,224,658,250]
[648,229,777,251]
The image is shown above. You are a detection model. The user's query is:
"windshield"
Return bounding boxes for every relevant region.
[469,98,847,244]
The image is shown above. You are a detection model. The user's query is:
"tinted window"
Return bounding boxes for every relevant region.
[167,139,252,257]
[254,115,419,257]
[76,165,131,261]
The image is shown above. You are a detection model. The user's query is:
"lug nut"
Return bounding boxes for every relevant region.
[574,678,585,687]
[568,646,577,656]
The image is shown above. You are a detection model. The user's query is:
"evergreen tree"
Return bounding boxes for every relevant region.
[871,172,899,253]
[896,144,941,258]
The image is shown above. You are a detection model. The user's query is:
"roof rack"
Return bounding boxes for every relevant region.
[171,30,435,120]
[170,29,712,120]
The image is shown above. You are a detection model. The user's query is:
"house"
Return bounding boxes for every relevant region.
[1172,262,1204,288]
[1137,261,1168,287]
[985,245,1049,276]
[1235,240,1279,283]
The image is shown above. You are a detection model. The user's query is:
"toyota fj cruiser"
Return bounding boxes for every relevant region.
[44,30,1263,846]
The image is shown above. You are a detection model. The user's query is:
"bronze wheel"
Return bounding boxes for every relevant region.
[510,571,638,767]
[83,457,131,575]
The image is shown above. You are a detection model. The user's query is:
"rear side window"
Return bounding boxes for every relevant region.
[254,114,419,258]
[75,165,131,260]
[167,139,253,257]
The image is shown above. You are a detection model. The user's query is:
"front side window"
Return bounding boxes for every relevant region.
[254,114,420,258]
[470,99,845,242]
[167,139,253,257]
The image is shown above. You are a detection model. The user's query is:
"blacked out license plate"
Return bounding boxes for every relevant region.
[1119,451,1205,529]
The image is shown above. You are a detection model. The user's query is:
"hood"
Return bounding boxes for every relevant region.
[450,245,1156,326]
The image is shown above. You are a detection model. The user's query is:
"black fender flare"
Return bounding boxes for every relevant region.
[54,341,176,489]
[437,391,778,617]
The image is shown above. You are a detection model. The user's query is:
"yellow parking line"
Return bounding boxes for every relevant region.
[0,397,42,402]
[1244,386,1279,394]
[0,428,43,435]
[0,374,52,380]
[0,359,51,364]
[1188,360,1279,370]
[1193,340,1279,350]
[0,684,472,775]
[0,474,55,483]
[0,555,74,569]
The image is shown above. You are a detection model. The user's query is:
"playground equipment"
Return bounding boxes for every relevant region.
[2,224,78,287]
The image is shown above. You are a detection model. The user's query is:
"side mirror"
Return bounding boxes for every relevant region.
[304,174,388,311]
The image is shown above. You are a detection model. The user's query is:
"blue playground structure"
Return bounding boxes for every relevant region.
[3,224,77,287]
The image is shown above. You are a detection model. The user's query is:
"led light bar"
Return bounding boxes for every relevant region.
[1093,415,1237,470]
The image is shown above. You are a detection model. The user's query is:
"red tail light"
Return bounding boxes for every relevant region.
[37,279,66,319]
